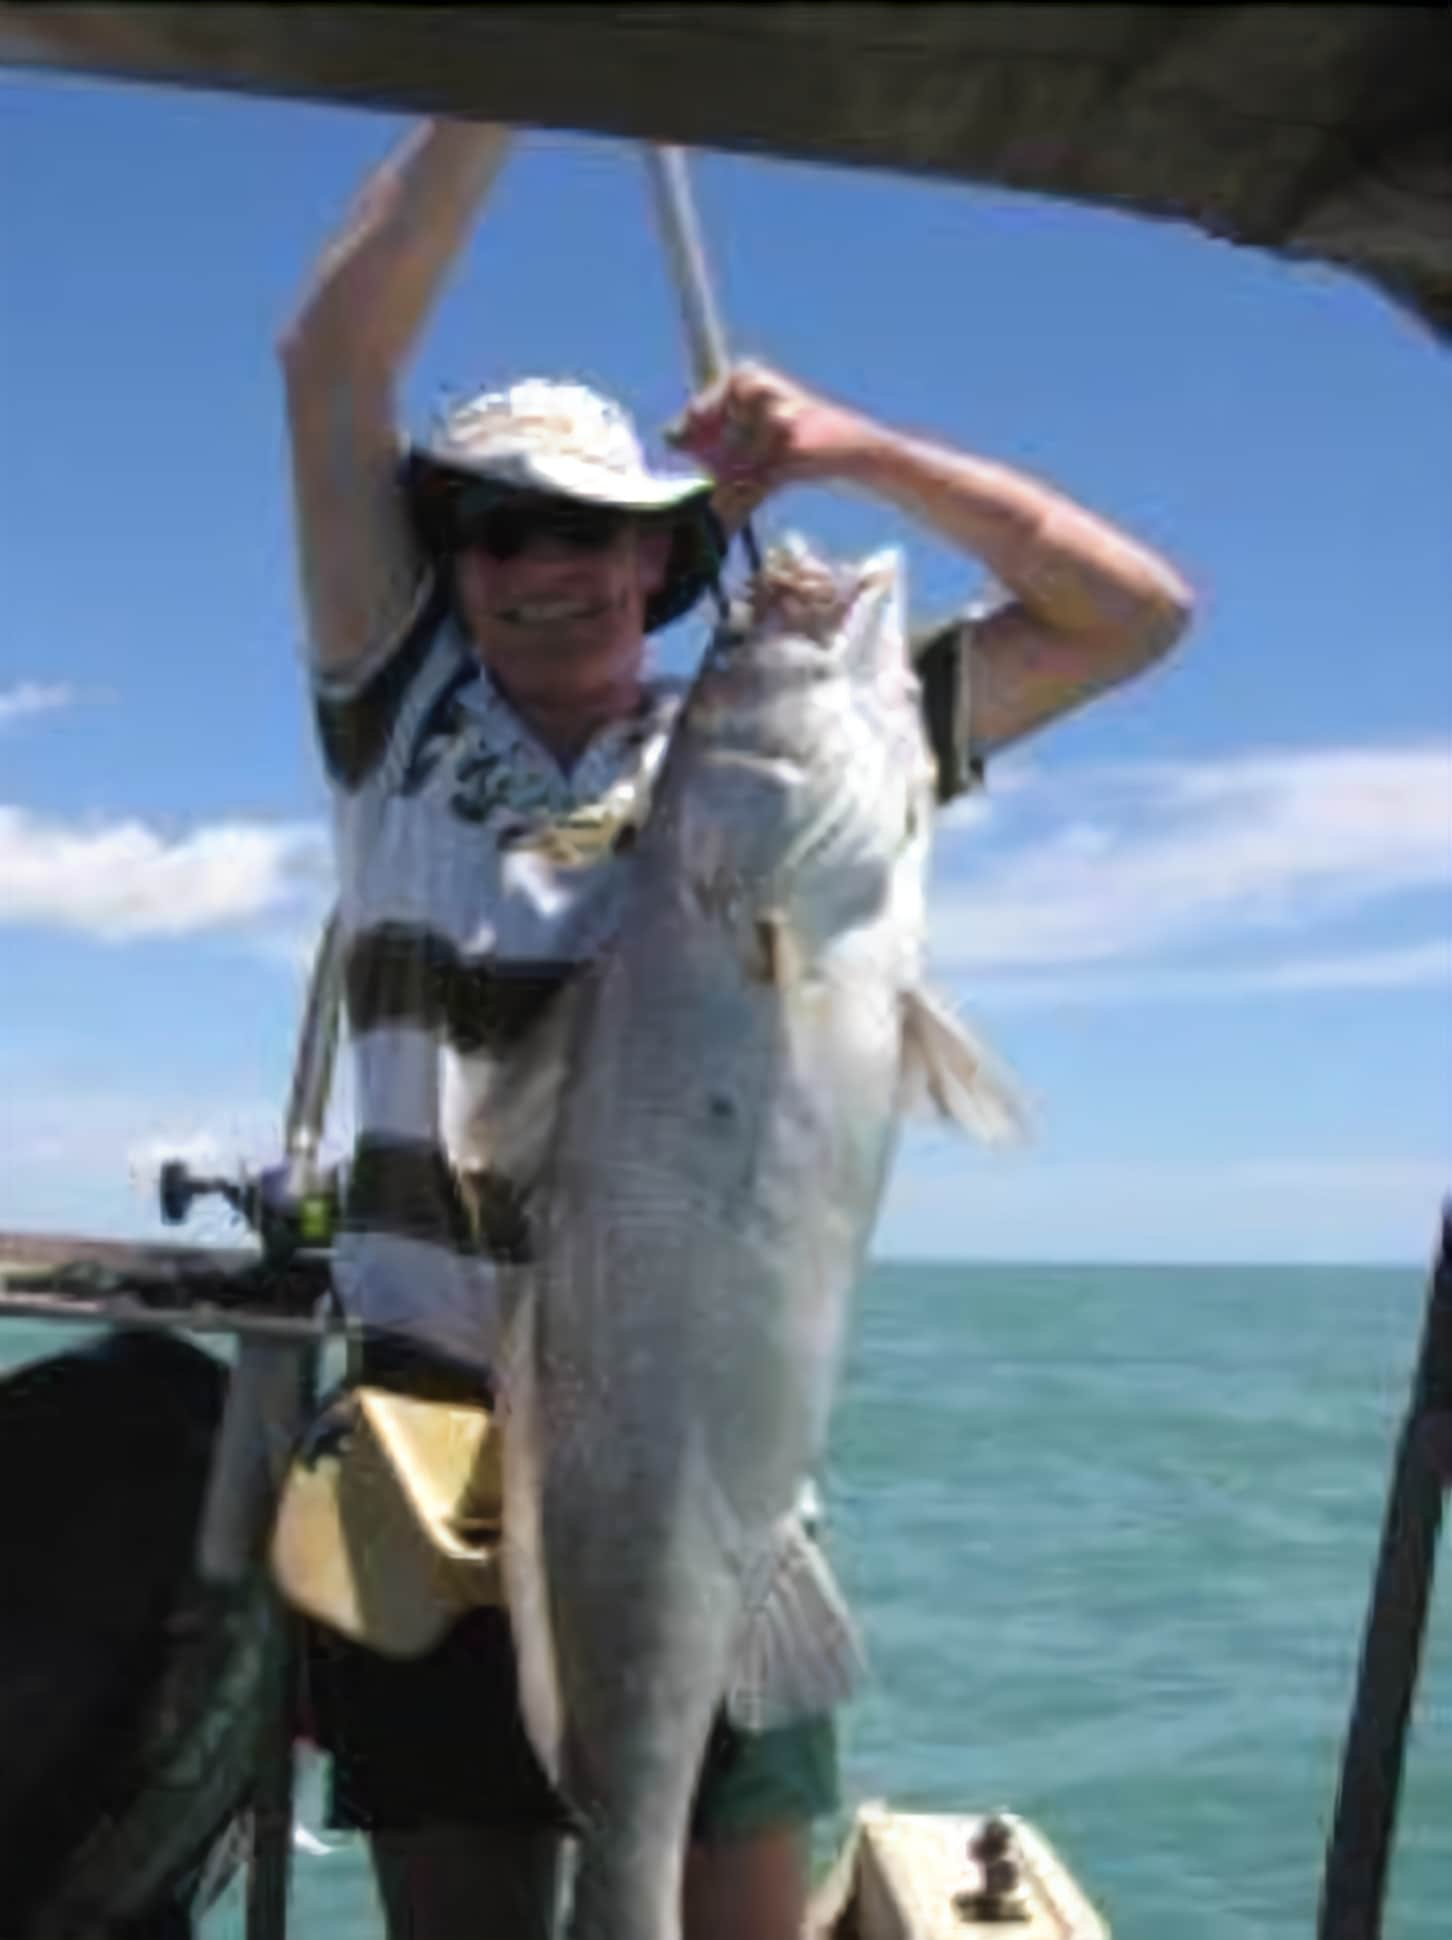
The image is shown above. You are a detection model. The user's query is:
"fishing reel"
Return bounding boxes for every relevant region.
[158,1156,341,1260]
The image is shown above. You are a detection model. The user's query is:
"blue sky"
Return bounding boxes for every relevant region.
[2,72,1449,1264]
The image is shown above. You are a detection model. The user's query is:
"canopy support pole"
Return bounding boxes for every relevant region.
[1318,1202,1452,1940]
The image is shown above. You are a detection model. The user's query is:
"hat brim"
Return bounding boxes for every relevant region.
[403,450,724,633]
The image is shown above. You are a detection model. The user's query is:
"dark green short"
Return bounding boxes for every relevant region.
[308,1606,840,1842]
[692,1711,841,1843]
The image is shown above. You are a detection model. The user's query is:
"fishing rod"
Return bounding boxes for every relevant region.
[643,143,764,578]
[189,908,346,1940]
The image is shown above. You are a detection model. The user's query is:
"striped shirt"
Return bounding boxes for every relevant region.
[314,574,978,1373]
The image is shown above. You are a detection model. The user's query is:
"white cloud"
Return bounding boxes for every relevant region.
[248,921,339,976]
[876,1150,1451,1266]
[1247,939,1452,991]
[0,806,331,939]
[125,1131,234,1179]
[0,1086,354,1244]
[125,1092,357,1191]
[5,1092,283,1178]
[931,744,1452,972]
[956,938,1452,1009]
[0,682,77,728]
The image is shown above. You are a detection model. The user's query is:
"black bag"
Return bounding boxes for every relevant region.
[0,1331,266,1937]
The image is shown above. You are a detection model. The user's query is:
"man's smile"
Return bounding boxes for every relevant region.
[495,593,618,629]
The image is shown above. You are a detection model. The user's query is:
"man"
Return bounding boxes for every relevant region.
[281,119,1191,1940]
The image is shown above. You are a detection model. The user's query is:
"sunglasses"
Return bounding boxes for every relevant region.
[458,495,634,562]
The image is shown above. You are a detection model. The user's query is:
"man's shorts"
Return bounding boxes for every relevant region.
[304,1605,840,1843]
[300,1334,840,1843]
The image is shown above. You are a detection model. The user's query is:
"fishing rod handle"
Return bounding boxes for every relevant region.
[644,143,763,576]
[645,144,731,391]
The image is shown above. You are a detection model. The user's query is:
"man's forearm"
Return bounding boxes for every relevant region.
[837,421,1192,655]
[672,363,1193,758]
[281,119,512,373]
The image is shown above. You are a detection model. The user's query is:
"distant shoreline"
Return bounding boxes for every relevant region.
[0,1226,1427,1280]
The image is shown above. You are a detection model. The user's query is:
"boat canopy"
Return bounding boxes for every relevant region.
[1,3,1448,342]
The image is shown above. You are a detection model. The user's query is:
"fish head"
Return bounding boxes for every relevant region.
[673,542,934,965]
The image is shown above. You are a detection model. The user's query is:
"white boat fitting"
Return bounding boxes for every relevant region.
[809,1805,1109,1940]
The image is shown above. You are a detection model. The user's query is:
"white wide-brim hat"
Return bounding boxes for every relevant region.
[403,378,721,629]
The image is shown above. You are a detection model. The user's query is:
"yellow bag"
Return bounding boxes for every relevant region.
[271,1387,503,1657]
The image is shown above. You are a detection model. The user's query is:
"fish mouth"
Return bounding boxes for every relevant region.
[497,597,611,628]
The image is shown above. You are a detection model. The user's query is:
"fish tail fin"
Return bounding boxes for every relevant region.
[724,1517,866,1732]
[900,984,1033,1147]
[500,1289,565,1790]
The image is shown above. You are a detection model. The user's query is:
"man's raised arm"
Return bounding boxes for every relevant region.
[672,361,1193,785]
[279,121,512,677]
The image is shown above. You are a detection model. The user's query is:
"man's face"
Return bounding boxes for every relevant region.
[452,496,672,713]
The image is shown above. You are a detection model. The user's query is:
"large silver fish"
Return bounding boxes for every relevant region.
[480,542,1024,1939]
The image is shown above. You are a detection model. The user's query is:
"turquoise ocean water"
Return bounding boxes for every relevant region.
[6,1257,1448,1936]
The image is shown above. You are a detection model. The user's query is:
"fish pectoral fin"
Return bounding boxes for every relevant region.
[899,984,1033,1147]
[723,1518,866,1733]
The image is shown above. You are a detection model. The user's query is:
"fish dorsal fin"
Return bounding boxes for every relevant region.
[837,547,907,683]
[899,985,1033,1147]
